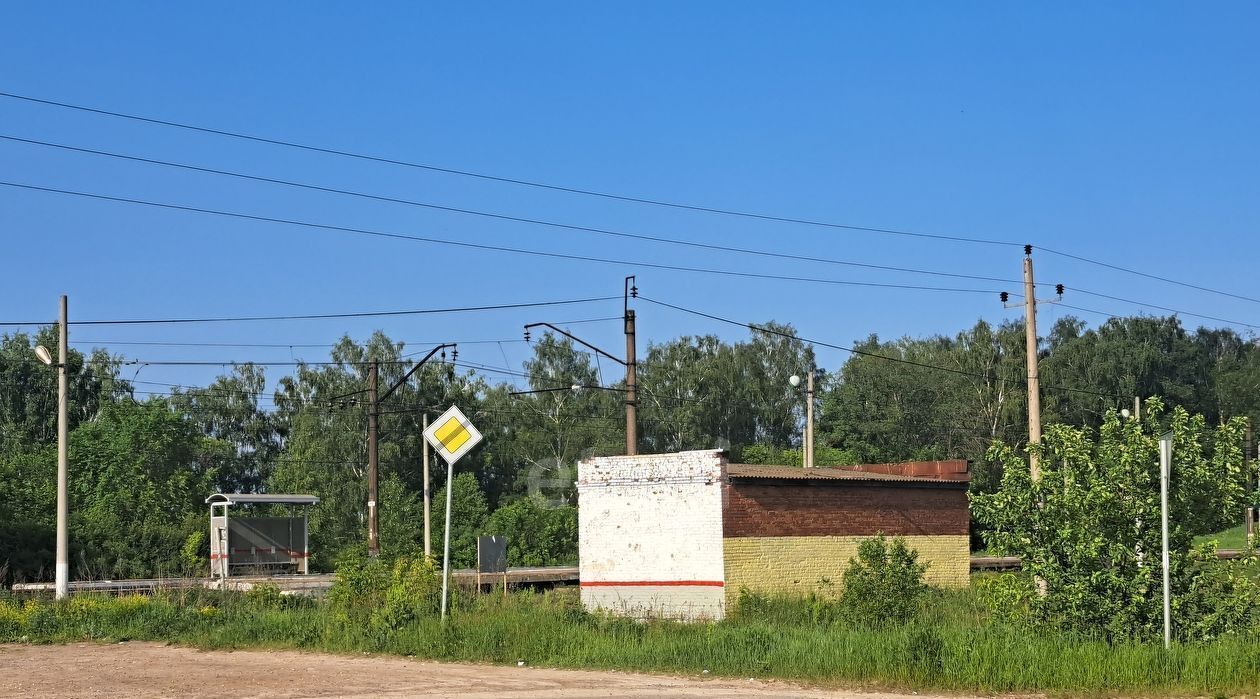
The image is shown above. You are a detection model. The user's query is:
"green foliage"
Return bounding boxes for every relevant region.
[325,554,441,635]
[326,553,391,624]
[375,556,442,630]
[433,473,490,569]
[179,530,207,577]
[6,587,1260,694]
[973,399,1254,639]
[482,496,577,566]
[736,443,857,467]
[836,535,928,626]
[245,582,283,608]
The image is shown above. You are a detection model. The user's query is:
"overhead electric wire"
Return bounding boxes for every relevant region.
[0,281,618,325]
[638,295,1125,400]
[0,91,1019,247]
[73,337,523,349]
[1040,247,1260,306]
[4,91,1254,305]
[0,134,1023,286]
[0,180,1008,296]
[1069,287,1258,329]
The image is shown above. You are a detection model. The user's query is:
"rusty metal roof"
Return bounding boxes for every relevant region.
[724,464,966,487]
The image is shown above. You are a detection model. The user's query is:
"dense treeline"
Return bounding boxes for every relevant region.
[2,314,1257,583]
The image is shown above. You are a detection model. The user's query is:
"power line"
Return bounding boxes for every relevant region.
[1041,247,1260,306]
[1069,287,1257,330]
[4,91,1254,305]
[0,287,617,326]
[638,294,1125,400]
[0,134,1025,286]
[73,337,524,349]
[0,180,1008,296]
[0,91,1020,247]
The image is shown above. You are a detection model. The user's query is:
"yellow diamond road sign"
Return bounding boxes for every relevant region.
[423,405,483,465]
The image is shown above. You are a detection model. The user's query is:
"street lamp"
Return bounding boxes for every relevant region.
[35,296,70,599]
[789,373,816,468]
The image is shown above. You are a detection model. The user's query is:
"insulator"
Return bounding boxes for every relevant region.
[999,291,1009,303]
[1024,244,1033,256]
[1055,283,1065,296]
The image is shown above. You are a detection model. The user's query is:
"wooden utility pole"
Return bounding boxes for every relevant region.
[422,412,431,559]
[367,361,379,557]
[625,276,638,456]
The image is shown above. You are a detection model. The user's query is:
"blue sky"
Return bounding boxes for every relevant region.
[2,3,1257,397]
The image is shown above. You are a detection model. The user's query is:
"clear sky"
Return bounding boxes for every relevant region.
[2,3,1257,397]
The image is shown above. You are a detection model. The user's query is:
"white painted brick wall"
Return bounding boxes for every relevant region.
[578,450,726,620]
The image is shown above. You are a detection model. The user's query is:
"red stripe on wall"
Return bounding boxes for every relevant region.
[580,580,724,587]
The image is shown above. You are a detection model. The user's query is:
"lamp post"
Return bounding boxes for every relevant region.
[789,372,815,468]
[35,296,69,599]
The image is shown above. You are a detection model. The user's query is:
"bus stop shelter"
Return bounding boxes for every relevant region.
[207,493,319,578]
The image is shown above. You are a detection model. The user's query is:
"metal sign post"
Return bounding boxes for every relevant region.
[423,406,484,623]
[1159,431,1173,650]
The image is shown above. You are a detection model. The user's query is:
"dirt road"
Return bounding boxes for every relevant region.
[0,642,970,698]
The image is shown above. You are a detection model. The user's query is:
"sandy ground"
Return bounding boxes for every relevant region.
[0,642,975,699]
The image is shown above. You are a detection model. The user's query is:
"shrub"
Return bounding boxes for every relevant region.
[837,535,928,626]
[372,556,441,631]
[245,582,284,609]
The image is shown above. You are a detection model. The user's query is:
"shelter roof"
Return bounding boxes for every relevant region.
[206,493,320,505]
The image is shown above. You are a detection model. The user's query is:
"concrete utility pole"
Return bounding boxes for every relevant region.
[525,278,639,455]
[33,296,70,598]
[1022,249,1043,480]
[805,371,815,468]
[56,296,69,599]
[422,412,431,559]
[1247,418,1255,546]
[625,276,638,456]
[364,344,455,558]
[367,361,379,557]
[1002,246,1062,481]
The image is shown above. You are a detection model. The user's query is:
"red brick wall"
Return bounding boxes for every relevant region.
[722,482,969,538]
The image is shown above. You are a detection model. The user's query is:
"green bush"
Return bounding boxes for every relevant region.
[1179,545,1260,640]
[245,583,284,609]
[837,535,928,626]
[373,556,441,631]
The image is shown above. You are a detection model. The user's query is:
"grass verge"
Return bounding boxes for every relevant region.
[1,586,1257,696]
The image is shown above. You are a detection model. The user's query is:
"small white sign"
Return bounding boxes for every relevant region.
[423,405,483,465]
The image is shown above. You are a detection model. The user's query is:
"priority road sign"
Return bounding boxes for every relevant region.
[423,405,483,465]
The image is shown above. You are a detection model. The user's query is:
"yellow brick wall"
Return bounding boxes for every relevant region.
[722,535,969,607]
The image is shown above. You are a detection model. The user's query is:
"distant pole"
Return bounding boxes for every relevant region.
[422,412,432,559]
[1023,246,1043,480]
[805,371,815,468]
[1246,419,1255,546]
[624,276,638,456]
[1159,431,1173,650]
[367,361,379,557]
[1134,396,1142,422]
[56,295,69,600]
[440,456,454,622]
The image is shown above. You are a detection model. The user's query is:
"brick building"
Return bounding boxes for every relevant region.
[578,450,969,620]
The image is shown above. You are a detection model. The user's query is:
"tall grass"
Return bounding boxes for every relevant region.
[2,585,1257,695]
